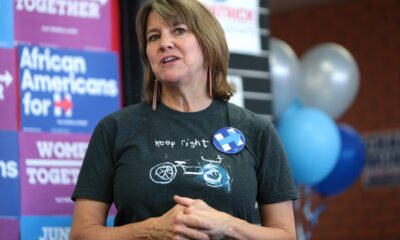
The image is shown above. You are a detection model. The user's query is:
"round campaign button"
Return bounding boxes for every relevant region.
[212,127,245,154]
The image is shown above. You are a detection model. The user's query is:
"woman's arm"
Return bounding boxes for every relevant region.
[174,196,297,240]
[70,198,210,240]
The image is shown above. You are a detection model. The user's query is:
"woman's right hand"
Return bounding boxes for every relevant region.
[151,204,210,240]
[70,199,210,240]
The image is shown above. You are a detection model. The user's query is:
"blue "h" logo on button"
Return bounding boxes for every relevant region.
[213,127,245,154]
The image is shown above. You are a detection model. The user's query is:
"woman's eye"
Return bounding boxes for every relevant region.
[175,28,186,34]
[148,35,159,41]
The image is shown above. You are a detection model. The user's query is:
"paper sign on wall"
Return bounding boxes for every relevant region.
[227,75,244,107]
[200,0,261,56]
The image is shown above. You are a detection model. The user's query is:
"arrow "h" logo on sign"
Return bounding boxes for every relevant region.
[0,70,13,101]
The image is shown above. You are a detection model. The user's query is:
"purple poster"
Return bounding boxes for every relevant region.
[0,48,17,130]
[14,0,111,51]
[19,132,90,215]
[0,218,19,240]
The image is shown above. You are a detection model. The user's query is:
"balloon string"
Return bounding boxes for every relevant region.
[295,185,327,240]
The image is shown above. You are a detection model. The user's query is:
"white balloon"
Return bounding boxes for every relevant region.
[299,43,360,119]
[270,37,300,119]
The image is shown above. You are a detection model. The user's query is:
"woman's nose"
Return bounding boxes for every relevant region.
[159,34,174,50]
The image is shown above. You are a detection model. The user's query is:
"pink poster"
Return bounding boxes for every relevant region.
[14,0,111,51]
[0,218,19,240]
[0,48,17,130]
[19,131,90,215]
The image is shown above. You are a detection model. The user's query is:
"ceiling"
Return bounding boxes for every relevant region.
[269,0,349,12]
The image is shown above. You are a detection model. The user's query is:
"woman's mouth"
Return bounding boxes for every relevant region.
[161,56,179,64]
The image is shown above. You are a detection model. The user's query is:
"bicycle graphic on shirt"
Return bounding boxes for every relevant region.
[149,155,231,192]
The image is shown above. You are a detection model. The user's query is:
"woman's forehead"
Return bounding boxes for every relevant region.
[150,8,187,26]
[146,12,186,32]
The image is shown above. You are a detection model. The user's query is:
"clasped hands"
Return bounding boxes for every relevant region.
[152,195,237,240]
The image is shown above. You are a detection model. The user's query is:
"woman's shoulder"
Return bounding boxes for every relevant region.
[98,101,151,127]
[225,101,274,129]
[106,101,148,117]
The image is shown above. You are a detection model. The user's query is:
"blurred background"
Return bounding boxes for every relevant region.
[268,0,400,239]
[0,0,399,239]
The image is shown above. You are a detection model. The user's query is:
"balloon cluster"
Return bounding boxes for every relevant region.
[270,37,365,197]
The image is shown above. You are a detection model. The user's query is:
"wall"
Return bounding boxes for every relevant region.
[270,0,400,239]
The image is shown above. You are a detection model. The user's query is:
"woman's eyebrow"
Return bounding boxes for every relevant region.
[146,28,159,36]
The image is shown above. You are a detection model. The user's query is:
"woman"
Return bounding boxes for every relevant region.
[70,0,298,239]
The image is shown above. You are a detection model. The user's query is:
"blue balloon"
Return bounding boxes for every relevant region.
[313,123,366,196]
[279,99,302,122]
[278,108,340,185]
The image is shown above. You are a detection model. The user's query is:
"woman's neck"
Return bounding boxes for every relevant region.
[161,86,212,112]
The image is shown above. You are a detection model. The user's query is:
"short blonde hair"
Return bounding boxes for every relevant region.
[136,0,234,104]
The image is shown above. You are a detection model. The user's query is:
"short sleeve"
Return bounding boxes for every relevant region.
[256,122,298,204]
[71,118,116,203]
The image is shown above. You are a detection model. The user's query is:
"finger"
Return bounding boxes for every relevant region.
[172,234,190,240]
[178,213,212,230]
[174,195,196,206]
[174,224,210,240]
[170,203,186,212]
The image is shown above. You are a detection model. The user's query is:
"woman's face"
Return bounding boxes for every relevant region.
[145,11,207,86]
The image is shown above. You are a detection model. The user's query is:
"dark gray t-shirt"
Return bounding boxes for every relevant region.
[72,100,298,226]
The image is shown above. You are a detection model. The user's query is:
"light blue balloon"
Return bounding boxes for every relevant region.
[278,108,340,185]
[279,99,302,122]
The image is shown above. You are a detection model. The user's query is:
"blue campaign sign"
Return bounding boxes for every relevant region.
[0,131,20,216]
[0,0,13,48]
[20,216,72,240]
[18,45,121,133]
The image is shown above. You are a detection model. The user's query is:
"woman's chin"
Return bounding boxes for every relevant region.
[158,76,184,84]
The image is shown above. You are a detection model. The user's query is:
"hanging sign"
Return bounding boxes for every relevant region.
[0,218,19,240]
[0,48,17,130]
[18,45,120,133]
[20,216,72,240]
[0,0,14,48]
[0,131,20,216]
[19,132,90,215]
[14,0,111,50]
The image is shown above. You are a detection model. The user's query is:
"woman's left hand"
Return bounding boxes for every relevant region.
[173,195,238,239]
